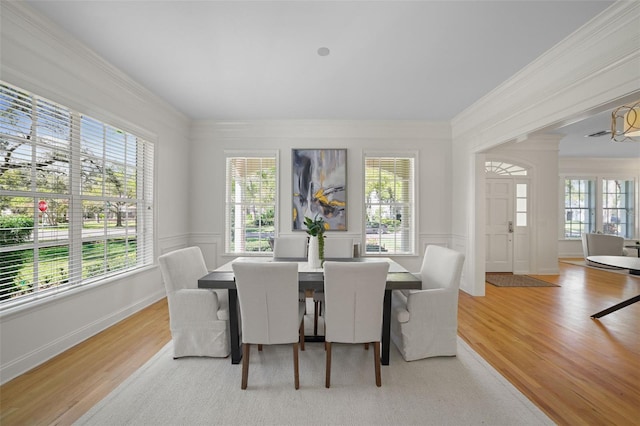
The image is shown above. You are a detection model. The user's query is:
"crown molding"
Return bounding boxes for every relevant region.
[559,156,640,173]
[1,2,188,131]
[452,1,640,152]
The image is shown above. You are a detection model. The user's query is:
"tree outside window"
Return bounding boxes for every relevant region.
[226,155,277,254]
[0,81,153,307]
[364,155,415,255]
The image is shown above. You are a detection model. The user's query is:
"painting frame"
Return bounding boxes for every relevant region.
[292,148,347,232]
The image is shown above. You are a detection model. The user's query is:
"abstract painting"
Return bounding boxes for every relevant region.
[292,149,347,231]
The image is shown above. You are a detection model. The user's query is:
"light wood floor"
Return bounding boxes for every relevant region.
[1,260,639,425]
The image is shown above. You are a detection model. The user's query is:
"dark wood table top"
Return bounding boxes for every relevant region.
[198,257,422,291]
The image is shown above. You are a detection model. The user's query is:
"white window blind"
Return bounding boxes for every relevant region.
[0,81,154,309]
[225,153,277,254]
[364,154,415,255]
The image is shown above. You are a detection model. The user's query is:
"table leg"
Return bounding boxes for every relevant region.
[381,289,392,366]
[591,294,640,319]
[228,289,242,364]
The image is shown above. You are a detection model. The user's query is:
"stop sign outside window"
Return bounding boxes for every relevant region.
[38,200,48,212]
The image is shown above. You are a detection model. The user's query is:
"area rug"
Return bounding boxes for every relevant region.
[75,338,552,425]
[486,273,559,287]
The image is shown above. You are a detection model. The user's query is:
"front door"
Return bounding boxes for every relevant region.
[486,179,514,272]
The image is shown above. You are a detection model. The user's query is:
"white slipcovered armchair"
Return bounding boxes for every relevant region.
[390,245,465,361]
[158,246,230,358]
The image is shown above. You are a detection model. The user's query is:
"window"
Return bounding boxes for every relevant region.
[485,161,528,176]
[602,179,634,238]
[364,154,415,255]
[225,153,277,254]
[562,177,635,239]
[564,179,595,238]
[516,183,528,226]
[0,81,154,309]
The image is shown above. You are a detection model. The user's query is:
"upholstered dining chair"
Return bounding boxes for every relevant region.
[273,235,309,305]
[273,236,308,259]
[323,237,355,259]
[323,261,389,388]
[390,245,465,361]
[158,246,230,359]
[312,237,354,335]
[231,261,306,390]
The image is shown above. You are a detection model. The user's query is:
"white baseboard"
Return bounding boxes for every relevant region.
[0,290,165,385]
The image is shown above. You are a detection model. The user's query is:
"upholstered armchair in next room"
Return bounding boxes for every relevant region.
[581,233,628,268]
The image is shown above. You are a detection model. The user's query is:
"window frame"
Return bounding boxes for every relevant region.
[561,177,596,239]
[601,177,635,238]
[224,150,279,255]
[560,174,637,240]
[363,151,417,256]
[0,81,155,312]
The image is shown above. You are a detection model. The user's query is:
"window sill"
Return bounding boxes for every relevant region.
[0,265,156,320]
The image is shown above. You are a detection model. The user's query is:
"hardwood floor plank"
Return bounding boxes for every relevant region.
[0,298,171,426]
[1,262,638,425]
[458,261,640,425]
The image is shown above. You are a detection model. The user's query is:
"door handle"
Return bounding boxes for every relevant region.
[508,221,514,233]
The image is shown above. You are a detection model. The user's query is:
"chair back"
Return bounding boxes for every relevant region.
[582,233,625,257]
[419,245,465,291]
[273,236,308,258]
[158,246,208,294]
[324,238,354,259]
[232,261,300,345]
[323,261,389,343]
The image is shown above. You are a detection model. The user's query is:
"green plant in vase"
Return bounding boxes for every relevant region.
[304,214,327,263]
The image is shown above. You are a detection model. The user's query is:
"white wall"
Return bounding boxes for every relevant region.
[451,2,640,296]
[0,3,191,384]
[188,120,454,273]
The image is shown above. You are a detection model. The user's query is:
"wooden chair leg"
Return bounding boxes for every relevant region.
[324,325,327,350]
[374,341,381,387]
[314,301,319,335]
[258,344,263,351]
[293,342,300,390]
[325,341,332,388]
[364,343,369,350]
[299,320,305,351]
[241,343,250,390]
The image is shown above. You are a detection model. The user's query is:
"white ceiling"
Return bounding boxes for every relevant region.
[551,109,640,158]
[23,1,639,157]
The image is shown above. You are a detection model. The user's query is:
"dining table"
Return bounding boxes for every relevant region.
[587,255,640,318]
[198,257,422,365]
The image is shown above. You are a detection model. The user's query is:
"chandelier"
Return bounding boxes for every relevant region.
[611,100,640,142]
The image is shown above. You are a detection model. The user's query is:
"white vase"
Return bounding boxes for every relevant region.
[308,235,322,268]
